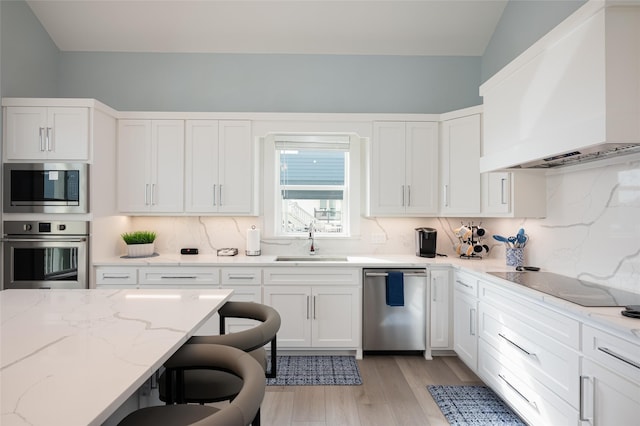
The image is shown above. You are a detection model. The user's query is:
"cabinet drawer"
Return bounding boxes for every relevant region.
[479,301,579,406]
[454,270,478,297]
[479,280,579,349]
[96,267,138,285]
[582,325,640,384]
[139,267,220,286]
[478,340,578,426]
[221,268,262,285]
[264,267,360,285]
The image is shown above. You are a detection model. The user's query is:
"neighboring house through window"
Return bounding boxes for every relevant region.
[263,133,362,239]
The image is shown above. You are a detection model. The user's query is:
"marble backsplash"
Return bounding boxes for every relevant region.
[129,154,640,294]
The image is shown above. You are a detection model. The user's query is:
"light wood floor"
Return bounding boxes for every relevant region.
[261,354,483,426]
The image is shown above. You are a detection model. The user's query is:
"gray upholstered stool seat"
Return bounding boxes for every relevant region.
[158,302,280,425]
[118,344,265,426]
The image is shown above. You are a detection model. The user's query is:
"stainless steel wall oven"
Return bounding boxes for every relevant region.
[2,221,89,289]
[3,163,89,213]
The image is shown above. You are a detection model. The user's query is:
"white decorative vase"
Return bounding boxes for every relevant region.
[127,243,155,258]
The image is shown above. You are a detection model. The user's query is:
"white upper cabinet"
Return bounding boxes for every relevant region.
[185,120,254,214]
[481,171,547,218]
[480,4,640,172]
[4,106,89,161]
[368,121,439,216]
[440,113,481,215]
[117,120,184,213]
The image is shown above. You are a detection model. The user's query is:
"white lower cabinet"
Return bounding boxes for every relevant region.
[580,325,640,425]
[218,268,263,336]
[263,267,361,349]
[477,277,581,425]
[453,271,478,369]
[429,268,451,350]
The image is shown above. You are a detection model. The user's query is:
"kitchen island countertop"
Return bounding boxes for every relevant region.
[0,288,233,426]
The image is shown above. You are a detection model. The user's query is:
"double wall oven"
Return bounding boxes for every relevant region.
[2,221,89,290]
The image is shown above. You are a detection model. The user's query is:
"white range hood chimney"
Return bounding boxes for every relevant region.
[479,0,640,172]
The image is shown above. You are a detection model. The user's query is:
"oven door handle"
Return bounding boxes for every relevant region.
[1,238,87,243]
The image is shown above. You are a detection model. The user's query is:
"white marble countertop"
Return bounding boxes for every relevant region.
[92,253,640,343]
[0,288,233,426]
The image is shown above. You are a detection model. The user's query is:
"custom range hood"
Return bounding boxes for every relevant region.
[479,1,640,172]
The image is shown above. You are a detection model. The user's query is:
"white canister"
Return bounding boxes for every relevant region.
[246,226,261,256]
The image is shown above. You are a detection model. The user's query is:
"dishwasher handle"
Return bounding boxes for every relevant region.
[364,271,427,278]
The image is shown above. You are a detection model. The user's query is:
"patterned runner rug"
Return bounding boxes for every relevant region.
[266,355,362,386]
[427,385,526,425]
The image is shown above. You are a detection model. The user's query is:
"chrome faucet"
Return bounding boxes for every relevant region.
[308,221,317,255]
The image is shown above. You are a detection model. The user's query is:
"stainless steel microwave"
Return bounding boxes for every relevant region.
[3,163,89,213]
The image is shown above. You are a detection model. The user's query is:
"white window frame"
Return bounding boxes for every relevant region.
[263,133,362,239]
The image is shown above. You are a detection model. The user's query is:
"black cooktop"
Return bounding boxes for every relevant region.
[488,271,640,307]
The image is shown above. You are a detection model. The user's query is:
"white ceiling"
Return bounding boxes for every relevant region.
[25,0,508,56]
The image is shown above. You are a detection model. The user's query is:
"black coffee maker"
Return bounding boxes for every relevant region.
[415,227,437,258]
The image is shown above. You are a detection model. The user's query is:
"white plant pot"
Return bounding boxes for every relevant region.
[126,243,155,258]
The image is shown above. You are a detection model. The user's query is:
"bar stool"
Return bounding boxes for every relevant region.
[118,344,265,426]
[159,301,280,425]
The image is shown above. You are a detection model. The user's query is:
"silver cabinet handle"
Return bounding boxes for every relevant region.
[498,333,536,358]
[160,275,197,279]
[470,308,476,336]
[598,347,640,370]
[456,279,472,289]
[498,374,537,409]
[103,274,131,279]
[501,178,508,204]
[313,296,317,320]
[219,184,223,206]
[306,296,310,319]
[579,376,593,422]
[407,185,411,207]
[150,184,155,205]
[39,127,45,151]
[46,127,52,151]
[213,184,217,206]
[444,184,449,207]
[227,275,255,280]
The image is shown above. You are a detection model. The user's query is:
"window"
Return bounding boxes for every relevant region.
[275,135,350,236]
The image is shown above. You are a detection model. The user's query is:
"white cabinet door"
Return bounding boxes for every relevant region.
[185,120,220,212]
[152,120,184,212]
[185,120,253,214]
[440,114,481,215]
[453,290,478,371]
[311,286,360,348]
[581,358,640,425]
[370,121,407,215]
[5,106,89,161]
[263,285,312,348]
[370,121,438,216]
[430,268,451,349]
[405,122,439,215]
[118,120,152,212]
[118,120,184,213]
[481,171,547,218]
[218,120,253,214]
[482,172,510,214]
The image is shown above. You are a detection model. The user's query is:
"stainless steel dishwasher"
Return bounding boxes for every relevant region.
[363,268,427,351]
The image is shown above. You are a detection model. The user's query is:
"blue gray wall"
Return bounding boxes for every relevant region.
[0,0,58,98]
[1,0,585,112]
[58,52,481,113]
[481,0,586,82]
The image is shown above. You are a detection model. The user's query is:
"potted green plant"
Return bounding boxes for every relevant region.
[121,231,157,258]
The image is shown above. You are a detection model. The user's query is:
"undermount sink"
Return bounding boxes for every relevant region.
[275,256,349,262]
